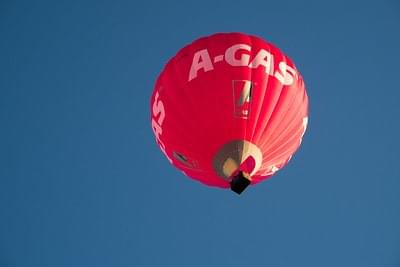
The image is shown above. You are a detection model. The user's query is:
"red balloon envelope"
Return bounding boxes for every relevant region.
[150,32,308,194]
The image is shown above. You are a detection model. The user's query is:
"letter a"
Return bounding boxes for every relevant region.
[188,49,214,81]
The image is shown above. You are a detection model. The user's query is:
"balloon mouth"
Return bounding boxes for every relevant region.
[212,140,262,182]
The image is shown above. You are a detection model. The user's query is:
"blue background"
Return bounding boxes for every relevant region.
[1,0,399,266]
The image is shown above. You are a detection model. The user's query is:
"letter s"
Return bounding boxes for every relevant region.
[274,61,297,86]
[152,92,165,125]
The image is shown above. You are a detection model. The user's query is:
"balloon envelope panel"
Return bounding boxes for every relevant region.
[150,32,308,188]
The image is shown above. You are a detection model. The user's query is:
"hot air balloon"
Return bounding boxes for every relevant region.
[150,32,308,194]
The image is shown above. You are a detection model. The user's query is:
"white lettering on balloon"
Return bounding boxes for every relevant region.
[188,43,298,86]
[151,91,173,163]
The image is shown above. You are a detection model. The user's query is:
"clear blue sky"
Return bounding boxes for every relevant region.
[1,1,399,266]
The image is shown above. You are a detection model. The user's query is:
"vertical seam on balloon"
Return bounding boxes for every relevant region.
[207,33,232,187]
[262,77,308,153]
[251,66,286,148]
[247,38,271,144]
[242,34,254,162]
[259,79,308,167]
[254,51,294,148]
[227,33,241,166]
[258,75,306,151]
[261,99,306,157]
[220,33,234,165]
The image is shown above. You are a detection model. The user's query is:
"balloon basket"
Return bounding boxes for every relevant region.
[230,171,250,194]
